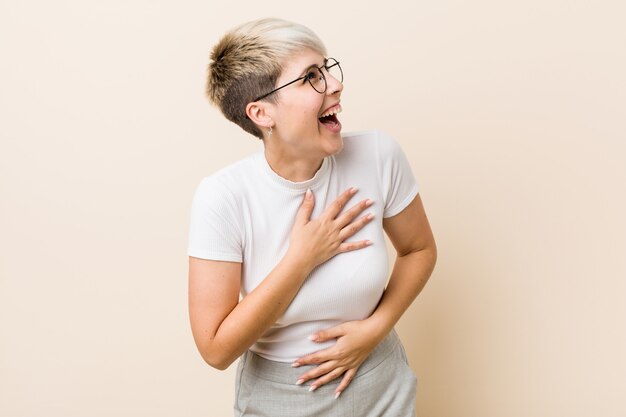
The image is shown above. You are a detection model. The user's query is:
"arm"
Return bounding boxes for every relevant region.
[293,193,437,395]
[188,254,311,370]
[188,187,375,370]
[368,191,437,339]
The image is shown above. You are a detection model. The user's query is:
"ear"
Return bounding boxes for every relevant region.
[246,101,274,128]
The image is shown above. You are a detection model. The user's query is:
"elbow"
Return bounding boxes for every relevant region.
[206,358,231,371]
[405,242,437,272]
[425,242,437,270]
[207,360,234,371]
[404,241,437,260]
[429,241,438,265]
[200,348,237,371]
[191,331,240,370]
[422,235,437,263]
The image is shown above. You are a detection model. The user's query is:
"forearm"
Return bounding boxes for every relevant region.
[201,253,313,369]
[368,246,437,339]
[291,246,437,391]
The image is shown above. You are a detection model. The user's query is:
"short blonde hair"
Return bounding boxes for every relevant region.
[205,18,327,140]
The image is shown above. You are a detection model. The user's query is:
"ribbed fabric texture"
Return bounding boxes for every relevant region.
[187,129,419,362]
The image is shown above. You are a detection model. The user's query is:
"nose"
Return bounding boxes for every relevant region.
[325,72,343,95]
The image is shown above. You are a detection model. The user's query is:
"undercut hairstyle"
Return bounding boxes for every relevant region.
[205,18,328,140]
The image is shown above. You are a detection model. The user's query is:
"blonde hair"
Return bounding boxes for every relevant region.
[205,18,327,140]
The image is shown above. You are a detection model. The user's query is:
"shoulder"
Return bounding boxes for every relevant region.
[193,152,258,199]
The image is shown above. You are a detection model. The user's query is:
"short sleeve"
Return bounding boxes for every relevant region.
[187,177,243,262]
[375,130,420,218]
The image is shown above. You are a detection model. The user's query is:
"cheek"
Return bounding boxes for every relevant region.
[302,99,323,121]
[281,95,323,126]
[289,105,320,127]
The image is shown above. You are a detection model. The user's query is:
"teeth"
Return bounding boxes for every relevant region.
[320,105,342,118]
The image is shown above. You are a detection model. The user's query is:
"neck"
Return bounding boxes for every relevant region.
[263,143,324,183]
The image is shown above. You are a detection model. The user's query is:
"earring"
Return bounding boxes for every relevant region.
[268,125,273,137]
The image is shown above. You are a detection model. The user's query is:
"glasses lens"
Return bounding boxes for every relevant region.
[307,67,326,94]
[306,59,343,94]
[325,58,343,84]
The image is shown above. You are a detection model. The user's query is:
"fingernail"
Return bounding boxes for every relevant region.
[306,188,312,199]
[365,240,373,246]
[307,334,318,341]
[296,379,304,386]
[365,199,373,206]
[350,187,358,194]
[309,385,318,392]
[366,213,374,220]
[335,391,342,399]
[291,362,301,368]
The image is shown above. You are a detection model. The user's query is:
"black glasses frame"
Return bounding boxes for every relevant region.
[252,57,342,102]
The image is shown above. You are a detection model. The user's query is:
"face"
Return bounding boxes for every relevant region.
[265,48,344,158]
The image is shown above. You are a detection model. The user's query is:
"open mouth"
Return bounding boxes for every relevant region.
[318,105,342,133]
[319,112,339,125]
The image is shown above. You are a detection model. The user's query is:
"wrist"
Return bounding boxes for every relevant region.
[283,248,315,277]
[363,314,392,343]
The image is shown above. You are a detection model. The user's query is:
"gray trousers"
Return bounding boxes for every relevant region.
[234,329,417,417]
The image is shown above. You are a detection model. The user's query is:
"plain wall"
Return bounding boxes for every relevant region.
[1,0,624,416]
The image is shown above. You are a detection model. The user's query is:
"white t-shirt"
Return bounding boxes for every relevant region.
[187,129,419,362]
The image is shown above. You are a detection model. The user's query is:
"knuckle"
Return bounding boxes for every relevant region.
[308,369,319,379]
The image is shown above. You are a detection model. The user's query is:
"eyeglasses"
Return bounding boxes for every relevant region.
[253,57,343,102]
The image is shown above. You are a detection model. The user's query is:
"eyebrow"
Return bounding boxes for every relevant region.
[298,58,329,77]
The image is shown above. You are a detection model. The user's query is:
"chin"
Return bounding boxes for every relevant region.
[326,134,344,155]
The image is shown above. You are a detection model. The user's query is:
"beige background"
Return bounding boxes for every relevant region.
[1,0,625,416]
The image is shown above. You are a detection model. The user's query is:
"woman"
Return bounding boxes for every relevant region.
[187,18,437,417]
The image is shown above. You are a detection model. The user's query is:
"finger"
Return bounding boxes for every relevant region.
[337,238,373,254]
[337,212,375,242]
[296,361,338,385]
[335,197,374,230]
[324,187,358,220]
[294,348,338,367]
[294,188,315,226]
[309,367,346,392]
[309,324,346,343]
[335,368,357,398]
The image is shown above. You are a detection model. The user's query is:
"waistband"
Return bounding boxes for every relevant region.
[240,329,401,385]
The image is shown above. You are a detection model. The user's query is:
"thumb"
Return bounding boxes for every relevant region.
[294,188,314,225]
[309,323,346,342]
